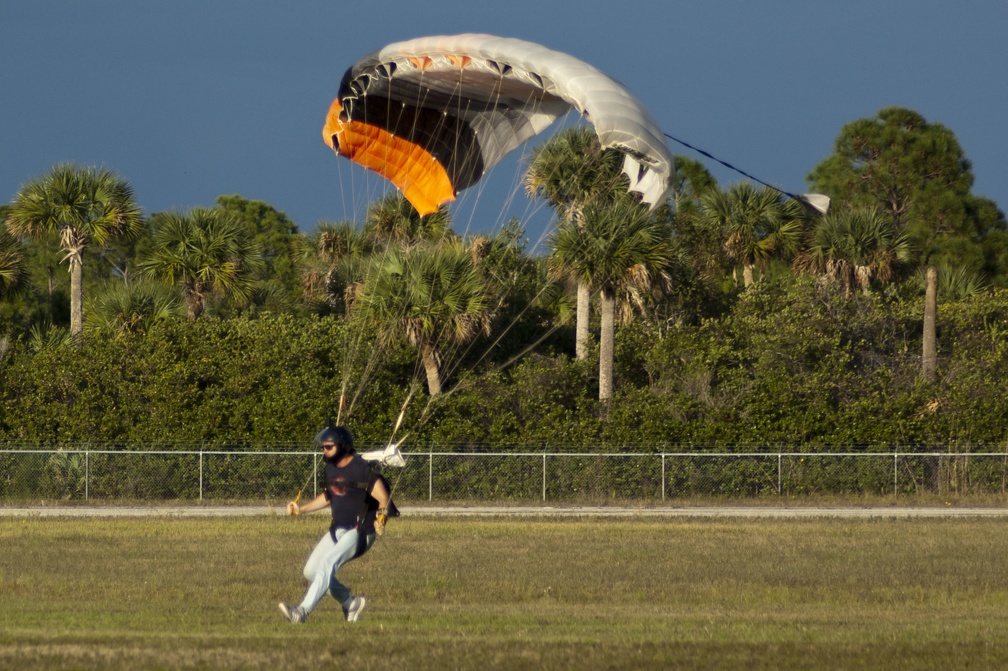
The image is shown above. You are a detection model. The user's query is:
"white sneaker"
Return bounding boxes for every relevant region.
[344,596,366,623]
[278,602,306,624]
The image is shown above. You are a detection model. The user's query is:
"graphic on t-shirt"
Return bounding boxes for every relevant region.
[328,477,350,497]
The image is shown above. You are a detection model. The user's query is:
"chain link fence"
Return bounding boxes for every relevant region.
[3,447,1008,502]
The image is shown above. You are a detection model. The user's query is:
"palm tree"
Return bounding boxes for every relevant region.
[794,206,911,296]
[140,208,261,319]
[85,280,184,336]
[356,240,493,397]
[670,156,719,214]
[0,225,27,360]
[549,199,673,404]
[0,229,27,297]
[300,220,374,312]
[666,158,727,289]
[5,163,142,337]
[27,323,74,353]
[364,193,453,249]
[524,126,626,359]
[922,266,937,382]
[923,260,987,300]
[700,183,805,289]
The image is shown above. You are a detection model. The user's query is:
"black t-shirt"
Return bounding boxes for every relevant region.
[323,453,375,530]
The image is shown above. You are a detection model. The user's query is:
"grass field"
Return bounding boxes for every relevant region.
[2,514,1008,670]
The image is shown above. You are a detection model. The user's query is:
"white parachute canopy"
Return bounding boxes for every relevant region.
[324,33,675,214]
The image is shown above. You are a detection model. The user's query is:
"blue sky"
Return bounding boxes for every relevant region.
[2,1,1006,247]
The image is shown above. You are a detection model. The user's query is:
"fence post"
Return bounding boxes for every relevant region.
[542,453,547,502]
[199,451,204,501]
[428,450,433,501]
[778,453,782,495]
[85,449,89,501]
[893,451,898,496]
[661,453,666,501]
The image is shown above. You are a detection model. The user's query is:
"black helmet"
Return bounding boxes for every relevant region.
[314,423,353,449]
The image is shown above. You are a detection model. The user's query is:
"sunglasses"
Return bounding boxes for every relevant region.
[321,443,337,451]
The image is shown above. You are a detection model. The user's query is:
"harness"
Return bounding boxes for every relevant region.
[328,470,400,558]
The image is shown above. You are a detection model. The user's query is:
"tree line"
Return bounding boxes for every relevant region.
[2,106,1007,450]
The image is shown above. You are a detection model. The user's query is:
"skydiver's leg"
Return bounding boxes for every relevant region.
[302,532,333,581]
[296,531,342,614]
[297,528,360,613]
[326,529,376,606]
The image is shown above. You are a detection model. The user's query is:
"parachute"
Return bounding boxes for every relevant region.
[323,34,674,215]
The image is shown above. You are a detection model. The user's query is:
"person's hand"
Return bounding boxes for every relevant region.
[375,508,388,535]
[286,501,300,516]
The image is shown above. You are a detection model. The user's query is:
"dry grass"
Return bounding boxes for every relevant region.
[2,515,1008,669]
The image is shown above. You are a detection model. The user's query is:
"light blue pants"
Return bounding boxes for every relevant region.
[298,527,375,614]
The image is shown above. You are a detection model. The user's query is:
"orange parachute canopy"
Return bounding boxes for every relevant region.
[323,34,674,216]
[322,98,455,216]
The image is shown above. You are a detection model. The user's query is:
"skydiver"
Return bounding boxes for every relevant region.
[278,424,396,624]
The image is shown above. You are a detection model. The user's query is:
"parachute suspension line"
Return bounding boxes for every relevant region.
[432,79,565,391]
[492,323,562,373]
[447,70,475,239]
[450,70,493,240]
[338,302,382,425]
[453,67,525,240]
[327,91,368,417]
[343,313,407,422]
[663,132,829,213]
[345,64,457,423]
[438,277,558,390]
[319,56,429,454]
[435,171,560,388]
[337,75,415,425]
[397,60,438,393]
[516,105,580,254]
[405,63,462,249]
[386,383,418,449]
[379,312,554,444]
[293,464,316,506]
[378,384,416,512]
[361,63,479,401]
[433,70,496,369]
[332,138,351,224]
[335,386,347,425]
[423,108,598,404]
[356,63,431,407]
[397,73,479,407]
[462,76,546,243]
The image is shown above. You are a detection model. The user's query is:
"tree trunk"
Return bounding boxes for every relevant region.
[922,266,938,381]
[575,281,591,360]
[742,263,754,288]
[186,283,206,320]
[599,287,615,405]
[855,265,872,296]
[421,343,443,397]
[69,254,83,339]
[187,299,203,321]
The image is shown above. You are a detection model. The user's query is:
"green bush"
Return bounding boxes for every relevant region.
[3,282,1008,462]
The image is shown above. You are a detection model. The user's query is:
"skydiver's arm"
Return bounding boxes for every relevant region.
[369,477,391,510]
[286,492,328,516]
[369,477,392,535]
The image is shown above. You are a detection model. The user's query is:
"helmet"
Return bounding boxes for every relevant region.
[314,424,353,450]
